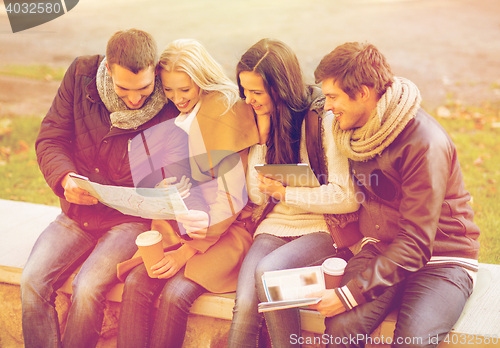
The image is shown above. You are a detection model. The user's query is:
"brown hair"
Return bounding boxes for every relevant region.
[314,42,393,99]
[236,38,309,165]
[106,29,157,74]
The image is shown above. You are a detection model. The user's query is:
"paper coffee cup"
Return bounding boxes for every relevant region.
[135,230,164,278]
[322,257,347,289]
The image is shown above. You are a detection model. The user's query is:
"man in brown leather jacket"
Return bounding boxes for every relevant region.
[310,42,480,348]
[20,29,207,348]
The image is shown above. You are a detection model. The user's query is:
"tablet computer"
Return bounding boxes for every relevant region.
[254,163,320,187]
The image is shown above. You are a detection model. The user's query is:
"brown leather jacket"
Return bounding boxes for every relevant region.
[346,108,480,304]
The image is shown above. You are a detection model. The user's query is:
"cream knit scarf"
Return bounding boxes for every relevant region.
[333,77,421,161]
[96,58,166,130]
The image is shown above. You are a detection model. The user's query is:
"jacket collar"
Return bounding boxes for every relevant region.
[72,54,105,105]
[86,76,102,105]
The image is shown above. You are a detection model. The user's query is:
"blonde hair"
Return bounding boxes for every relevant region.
[158,39,239,110]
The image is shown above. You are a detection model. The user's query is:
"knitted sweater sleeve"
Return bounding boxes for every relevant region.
[285,112,359,214]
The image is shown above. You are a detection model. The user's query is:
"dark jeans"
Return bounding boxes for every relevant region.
[20,213,149,348]
[117,263,206,348]
[324,246,473,348]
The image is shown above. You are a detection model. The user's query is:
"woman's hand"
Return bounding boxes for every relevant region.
[176,210,209,239]
[306,289,346,317]
[256,173,286,201]
[155,175,192,199]
[151,244,197,279]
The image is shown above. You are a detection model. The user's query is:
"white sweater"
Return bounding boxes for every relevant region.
[247,111,360,238]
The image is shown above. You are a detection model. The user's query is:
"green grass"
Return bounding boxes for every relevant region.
[0,116,59,207]
[1,102,499,264]
[436,102,500,264]
[0,64,66,81]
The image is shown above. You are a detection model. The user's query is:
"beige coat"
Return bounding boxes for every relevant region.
[118,93,259,293]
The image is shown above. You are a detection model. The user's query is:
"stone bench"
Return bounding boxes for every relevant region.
[1,199,499,348]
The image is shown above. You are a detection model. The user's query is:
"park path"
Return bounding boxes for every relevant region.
[1,0,500,117]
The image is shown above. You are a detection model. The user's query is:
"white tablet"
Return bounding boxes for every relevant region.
[254,163,320,187]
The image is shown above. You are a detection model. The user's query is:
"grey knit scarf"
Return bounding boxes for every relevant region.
[333,77,421,162]
[96,58,166,129]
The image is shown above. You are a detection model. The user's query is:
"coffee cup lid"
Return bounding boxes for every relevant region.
[322,257,347,276]
[135,230,162,246]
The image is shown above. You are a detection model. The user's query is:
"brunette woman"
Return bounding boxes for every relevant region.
[227,38,360,347]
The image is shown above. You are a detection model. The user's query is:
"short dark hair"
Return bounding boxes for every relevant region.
[314,42,393,99]
[106,29,157,74]
[236,38,309,165]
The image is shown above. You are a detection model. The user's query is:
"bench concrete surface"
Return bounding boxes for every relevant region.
[1,199,499,348]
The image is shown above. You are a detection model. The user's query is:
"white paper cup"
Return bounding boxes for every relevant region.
[322,257,347,289]
[135,231,164,278]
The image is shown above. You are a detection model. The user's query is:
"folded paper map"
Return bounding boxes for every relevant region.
[69,173,188,219]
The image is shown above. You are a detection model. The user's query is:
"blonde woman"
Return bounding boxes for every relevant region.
[117,39,259,348]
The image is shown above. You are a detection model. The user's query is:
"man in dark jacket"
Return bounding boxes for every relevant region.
[310,42,480,347]
[21,29,208,348]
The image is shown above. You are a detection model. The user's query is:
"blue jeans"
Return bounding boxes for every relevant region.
[227,232,337,348]
[20,213,149,348]
[324,246,473,348]
[117,263,206,348]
